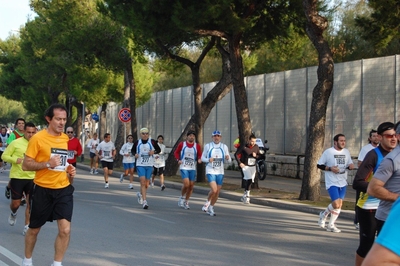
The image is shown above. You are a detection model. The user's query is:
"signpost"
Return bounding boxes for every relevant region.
[118,108,131,142]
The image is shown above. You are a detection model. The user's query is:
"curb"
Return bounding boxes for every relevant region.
[76,163,354,221]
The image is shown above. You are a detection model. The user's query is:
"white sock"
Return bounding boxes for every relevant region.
[329,209,341,226]
[53,261,62,266]
[323,204,334,218]
[246,190,250,197]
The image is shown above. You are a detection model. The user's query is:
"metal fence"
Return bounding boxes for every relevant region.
[104,55,400,156]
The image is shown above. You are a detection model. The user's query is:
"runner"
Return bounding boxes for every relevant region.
[201,130,231,216]
[119,134,135,189]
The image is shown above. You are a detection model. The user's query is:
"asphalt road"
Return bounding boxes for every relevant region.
[0,167,359,266]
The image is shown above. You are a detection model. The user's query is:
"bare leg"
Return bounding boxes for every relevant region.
[185,181,195,201]
[25,227,41,259]
[54,219,71,262]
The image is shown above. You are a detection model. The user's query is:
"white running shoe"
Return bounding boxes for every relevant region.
[318,211,326,228]
[22,259,33,266]
[8,213,16,226]
[129,183,133,189]
[207,206,216,216]
[137,192,143,204]
[104,183,109,189]
[90,169,94,174]
[151,182,154,188]
[326,224,341,233]
[241,194,246,203]
[178,196,184,208]
[184,201,190,210]
[23,225,29,236]
[119,174,124,183]
[94,170,99,174]
[245,197,250,204]
[143,200,148,209]
[202,201,210,212]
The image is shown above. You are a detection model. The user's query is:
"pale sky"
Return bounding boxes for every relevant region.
[0,0,35,40]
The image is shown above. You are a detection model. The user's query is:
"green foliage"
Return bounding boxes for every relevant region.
[0,95,38,125]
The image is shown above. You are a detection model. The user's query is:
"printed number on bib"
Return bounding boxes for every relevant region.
[50,148,68,171]
[67,150,74,159]
[212,158,223,168]
[247,158,256,166]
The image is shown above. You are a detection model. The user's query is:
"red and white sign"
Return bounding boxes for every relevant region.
[118,108,131,123]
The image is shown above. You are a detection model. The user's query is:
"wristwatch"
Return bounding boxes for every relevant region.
[46,162,51,168]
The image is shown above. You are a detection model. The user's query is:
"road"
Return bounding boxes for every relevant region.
[1,167,358,266]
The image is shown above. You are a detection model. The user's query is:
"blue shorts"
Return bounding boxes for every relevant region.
[180,170,196,182]
[207,174,224,186]
[327,186,347,201]
[123,163,135,170]
[136,166,153,179]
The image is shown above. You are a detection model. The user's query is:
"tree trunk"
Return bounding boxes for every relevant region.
[164,42,232,177]
[127,58,138,142]
[299,0,334,201]
[99,103,107,141]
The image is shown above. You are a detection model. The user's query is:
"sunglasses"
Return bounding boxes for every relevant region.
[67,131,74,133]
[382,134,397,139]
[141,132,149,135]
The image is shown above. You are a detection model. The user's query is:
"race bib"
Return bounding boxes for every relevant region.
[140,154,150,164]
[50,148,68,171]
[103,150,112,159]
[184,157,195,167]
[247,157,256,166]
[67,150,74,159]
[212,158,223,168]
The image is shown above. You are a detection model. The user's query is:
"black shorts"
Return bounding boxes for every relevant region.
[153,166,165,176]
[90,152,97,159]
[101,161,114,170]
[0,151,3,162]
[29,184,74,228]
[10,179,34,200]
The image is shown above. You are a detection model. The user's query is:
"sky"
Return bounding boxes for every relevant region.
[0,0,35,40]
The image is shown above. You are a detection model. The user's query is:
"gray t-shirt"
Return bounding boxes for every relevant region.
[374,145,400,221]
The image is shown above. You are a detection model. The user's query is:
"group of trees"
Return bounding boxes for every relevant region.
[0,0,398,199]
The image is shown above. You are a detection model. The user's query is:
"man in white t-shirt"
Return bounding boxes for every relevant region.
[317,134,355,233]
[96,133,116,188]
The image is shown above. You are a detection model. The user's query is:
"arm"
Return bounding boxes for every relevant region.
[77,141,83,156]
[362,244,400,266]
[174,142,183,161]
[196,143,202,163]
[367,177,400,202]
[22,154,60,171]
[87,139,92,148]
[152,140,161,154]
[131,141,138,156]
[6,133,15,145]
[352,153,376,192]
[1,143,18,164]
[201,144,209,163]
[119,144,126,156]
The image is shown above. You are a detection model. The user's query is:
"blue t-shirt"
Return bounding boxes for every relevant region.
[376,198,400,256]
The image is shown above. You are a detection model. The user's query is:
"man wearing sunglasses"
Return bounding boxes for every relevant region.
[66,127,82,168]
[352,122,396,266]
[368,121,400,236]
[131,128,161,209]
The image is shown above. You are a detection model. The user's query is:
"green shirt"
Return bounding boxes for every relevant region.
[1,137,35,179]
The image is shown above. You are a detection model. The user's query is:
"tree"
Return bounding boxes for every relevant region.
[355,0,400,55]
[299,0,334,201]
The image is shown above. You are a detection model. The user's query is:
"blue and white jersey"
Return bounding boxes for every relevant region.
[201,142,231,175]
[0,133,9,152]
[179,142,198,171]
[136,139,155,167]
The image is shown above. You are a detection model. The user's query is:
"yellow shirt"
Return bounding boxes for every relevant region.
[25,130,70,189]
[1,137,35,179]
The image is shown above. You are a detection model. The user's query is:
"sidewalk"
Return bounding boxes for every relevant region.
[76,163,356,221]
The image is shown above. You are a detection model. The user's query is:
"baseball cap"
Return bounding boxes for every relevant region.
[140,127,149,133]
[377,122,394,135]
[187,130,196,136]
[212,130,221,136]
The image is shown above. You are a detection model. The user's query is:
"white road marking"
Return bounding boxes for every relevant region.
[0,245,21,265]
[113,206,176,224]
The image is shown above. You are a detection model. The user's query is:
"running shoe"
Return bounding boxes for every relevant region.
[161,184,166,191]
[207,206,216,216]
[8,213,17,226]
[143,200,148,209]
[318,211,326,229]
[178,196,184,208]
[94,170,99,174]
[21,196,26,206]
[22,259,33,266]
[137,192,143,204]
[202,201,210,212]
[240,194,246,203]
[354,223,359,230]
[120,174,124,183]
[5,186,10,199]
[184,201,190,210]
[104,183,109,189]
[245,197,250,204]
[326,224,341,233]
[90,169,94,174]
[23,225,29,236]
[150,182,154,188]
[129,183,133,189]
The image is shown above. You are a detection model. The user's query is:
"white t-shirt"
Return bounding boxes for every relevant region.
[119,142,135,163]
[318,147,353,189]
[201,142,231,175]
[153,143,165,168]
[87,138,99,154]
[96,141,115,162]
[358,143,376,162]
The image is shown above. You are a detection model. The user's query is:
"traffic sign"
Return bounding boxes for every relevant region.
[118,108,131,123]
[91,113,99,122]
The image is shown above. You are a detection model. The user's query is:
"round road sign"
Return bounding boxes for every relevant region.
[118,108,131,123]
